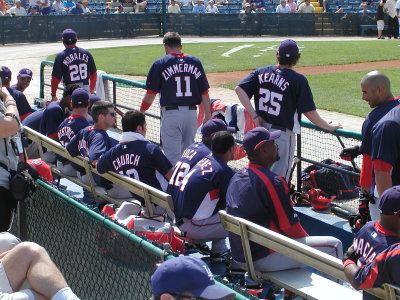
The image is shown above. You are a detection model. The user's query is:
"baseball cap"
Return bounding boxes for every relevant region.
[31,5,39,9]
[62,29,77,42]
[201,119,236,137]
[71,88,89,106]
[0,66,12,80]
[89,94,102,105]
[278,39,299,58]
[243,127,281,154]
[118,4,123,8]
[0,232,21,253]
[379,186,400,215]
[18,68,33,79]
[151,256,235,299]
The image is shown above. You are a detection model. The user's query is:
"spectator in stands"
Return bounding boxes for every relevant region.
[27,5,40,15]
[0,87,20,232]
[343,186,400,299]
[151,256,235,300]
[97,110,173,199]
[192,0,206,13]
[359,2,372,13]
[226,128,343,273]
[70,1,84,14]
[335,5,344,12]
[38,0,51,14]
[82,0,91,13]
[1,66,33,122]
[52,0,67,12]
[250,0,265,11]
[177,0,192,6]
[173,132,235,262]
[114,4,122,13]
[0,0,6,13]
[11,69,32,93]
[134,0,147,12]
[205,0,219,12]
[385,0,399,38]
[240,2,254,12]
[0,234,81,300]
[287,0,297,11]
[276,0,290,12]
[63,0,75,11]
[297,0,314,12]
[168,0,181,13]
[6,0,27,16]
[104,6,111,13]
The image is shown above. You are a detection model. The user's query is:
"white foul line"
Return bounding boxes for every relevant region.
[221,44,255,57]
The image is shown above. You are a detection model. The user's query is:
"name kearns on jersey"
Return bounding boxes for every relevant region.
[258,72,290,92]
[162,64,202,81]
[62,53,90,67]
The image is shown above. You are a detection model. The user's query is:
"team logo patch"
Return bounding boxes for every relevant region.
[371,231,378,239]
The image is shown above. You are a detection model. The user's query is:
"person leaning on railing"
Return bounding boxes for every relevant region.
[0,87,21,232]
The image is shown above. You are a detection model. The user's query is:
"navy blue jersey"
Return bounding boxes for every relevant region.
[52,47,97,86]
[354,243,400,290]
[167,142,211,200]
[360,99,399,155]
[353,221,400,266]
[238,65,316,133]
[96,133,172,191]
[66,125,113,186]
[174,155,234,220]
[146,53,210,107]
[371,105,400,186]
[40,101,69,139]
[7,87,33,121]
[226,164,306,262]
[22,109,44,132]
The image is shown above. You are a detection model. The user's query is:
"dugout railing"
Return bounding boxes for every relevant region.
[40,60,363,212]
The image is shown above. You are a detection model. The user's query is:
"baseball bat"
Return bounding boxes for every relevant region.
[335,134,360,172]
[288,157,300,186]
[330,205,353,220]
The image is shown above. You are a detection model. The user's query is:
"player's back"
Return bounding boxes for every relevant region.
[22,108,44,132]
[57,115,91,148]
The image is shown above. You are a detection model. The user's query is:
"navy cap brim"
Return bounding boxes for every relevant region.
[269,130,281,140]
[227,126,236,133]
[190,284,235,300]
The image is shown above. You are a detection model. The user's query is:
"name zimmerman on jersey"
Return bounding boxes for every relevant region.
[258,72,290,92]
[162,63,202,81]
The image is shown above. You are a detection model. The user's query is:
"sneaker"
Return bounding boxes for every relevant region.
[210,250,230,262]
[193,243,211,255]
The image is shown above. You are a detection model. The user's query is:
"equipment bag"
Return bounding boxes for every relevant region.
[301,158,359,200]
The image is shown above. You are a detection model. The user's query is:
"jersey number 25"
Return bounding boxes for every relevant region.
[69,64,88,82]
[258,88,283,116]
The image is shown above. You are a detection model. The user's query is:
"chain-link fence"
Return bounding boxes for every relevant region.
[40,60,362,212]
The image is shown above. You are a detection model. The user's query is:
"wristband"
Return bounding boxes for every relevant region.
[253,114,260,120]
[140,100,151,112]
[5,113,20,124]
[343,259,356,269]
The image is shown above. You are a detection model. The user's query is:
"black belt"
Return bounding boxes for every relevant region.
[164,105,197,111]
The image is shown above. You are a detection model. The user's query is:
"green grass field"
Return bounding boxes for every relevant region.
[47,40,400,117]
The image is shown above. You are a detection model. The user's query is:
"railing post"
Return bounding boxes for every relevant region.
[161,0,167,35]
[112,81,117,107]
[18,201,28,241]
[296,133,302,192]
[40,62,45,98]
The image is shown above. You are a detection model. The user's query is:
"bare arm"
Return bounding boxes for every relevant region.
[140,93,157,113]
[235,85,264,126]
[164,168,174,181]
[0,88,20,138]
[375,170,392,196]
[343,263,359,289]
[303,110,342,131]
[201,93,211,124]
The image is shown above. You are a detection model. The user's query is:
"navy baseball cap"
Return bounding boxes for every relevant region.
[71,88,89,106]
[151,256,235,299]
[278,39,299,58]
[62,29,77,42]
[379,186,400,215]
[243,127,281,154]
[118,4,123,8]
[31,5,39,9]
[0,66,12,80]
[201,119,236,137]
[89,94,102,105]
[18,68,33,79]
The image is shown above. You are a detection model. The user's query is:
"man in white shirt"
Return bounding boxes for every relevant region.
[297,0,314,12]
[385,0,399,38]
[52,0,66,12]
[7,0,27,15]
[205,0,219,13]
[82,0,91,13]
[276,0,290,12]
[168,0,181,12]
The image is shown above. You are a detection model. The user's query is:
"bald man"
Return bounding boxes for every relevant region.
[341,71,400,223]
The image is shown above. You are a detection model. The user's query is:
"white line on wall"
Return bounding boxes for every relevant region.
[221,44,255,57]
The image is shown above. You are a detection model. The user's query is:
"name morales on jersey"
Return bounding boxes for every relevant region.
[162,64,202,81]
[258,72,290,92]
[112,154,141,170]
[63,53,89,67]
[181,148,198,161]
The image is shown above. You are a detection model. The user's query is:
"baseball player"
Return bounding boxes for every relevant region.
[370,103,400,219]
[150,256,235,300]
[167,118,235,202]
[66,100,115,189]
[0,66,34,121]
[57,88,91,177]
[341,71,399,224]
[51,29,97,101]
[174,131,235,261]
[226,128,343,272]
[235,39,341,181]
[11,68,33,93]
[140,32,211,166]
[97,110,173,199]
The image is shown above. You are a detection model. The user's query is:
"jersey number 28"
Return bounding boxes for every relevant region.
[69,64,88,82]
[258,88,283,116]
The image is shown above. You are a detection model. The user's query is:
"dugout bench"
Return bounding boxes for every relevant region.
[23,126,174,217]
[219,210,388,300]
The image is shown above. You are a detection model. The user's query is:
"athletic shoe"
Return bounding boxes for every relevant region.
[193,243,211,255]
[210,250,230,262]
